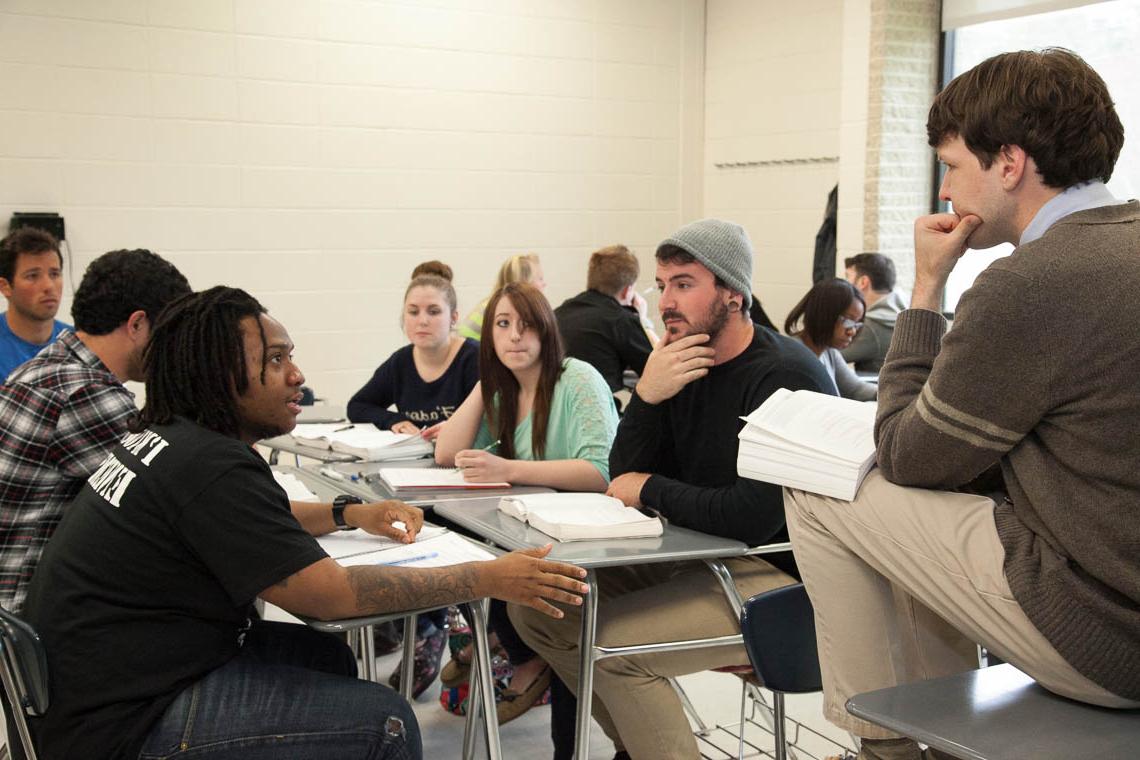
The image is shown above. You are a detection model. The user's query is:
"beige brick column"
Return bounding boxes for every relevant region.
[839,0,941,290]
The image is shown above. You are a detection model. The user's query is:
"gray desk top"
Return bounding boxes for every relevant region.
[306,461,550,505]
[846,663,1140,760]
[435,496,748,568]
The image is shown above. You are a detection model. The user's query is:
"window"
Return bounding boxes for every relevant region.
[940,0,1140,311]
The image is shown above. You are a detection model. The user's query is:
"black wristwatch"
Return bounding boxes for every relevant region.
[332,494,363,531]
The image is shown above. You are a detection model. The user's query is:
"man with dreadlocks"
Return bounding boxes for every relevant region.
[23,286,589,760]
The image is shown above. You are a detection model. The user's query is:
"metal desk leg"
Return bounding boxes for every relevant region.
[468,599,502,760]
[462,643,480,760]
[574,569,599,760]
[399,614,417,700]
[361,624,377,682]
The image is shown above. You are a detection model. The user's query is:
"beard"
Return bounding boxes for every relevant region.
[663,298,731,342]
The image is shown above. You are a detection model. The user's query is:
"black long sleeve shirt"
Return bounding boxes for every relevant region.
[610,326,834,547]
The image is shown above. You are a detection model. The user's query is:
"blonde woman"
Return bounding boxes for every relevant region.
[457,253,546,340]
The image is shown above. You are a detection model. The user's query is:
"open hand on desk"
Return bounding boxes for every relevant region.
[345,500,424,543]
[454,449,513,483]
[484,545,589,619]
[420,421,445,441]
[391,420,421,436]
[606,472,651,508]
[635,333,715,404]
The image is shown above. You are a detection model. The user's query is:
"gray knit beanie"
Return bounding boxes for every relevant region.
[657,218,753,308]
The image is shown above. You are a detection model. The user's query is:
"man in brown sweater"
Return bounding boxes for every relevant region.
[784,49,1140,760]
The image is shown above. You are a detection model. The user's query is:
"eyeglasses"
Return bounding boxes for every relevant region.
[838,318,863,331]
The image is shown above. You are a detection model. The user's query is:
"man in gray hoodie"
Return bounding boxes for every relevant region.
[841,252,908,372]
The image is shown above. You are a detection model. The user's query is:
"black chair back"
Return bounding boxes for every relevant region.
[739,583,822,694]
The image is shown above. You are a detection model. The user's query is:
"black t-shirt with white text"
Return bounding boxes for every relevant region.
[23,416,328,760]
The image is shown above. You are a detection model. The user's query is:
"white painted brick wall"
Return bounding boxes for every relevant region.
[0,0,703,405]
[704,0,844,328]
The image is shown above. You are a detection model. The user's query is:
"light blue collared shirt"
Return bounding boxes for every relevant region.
[1019,181,1123,246]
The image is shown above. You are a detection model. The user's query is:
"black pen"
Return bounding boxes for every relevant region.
[333,424,355,432]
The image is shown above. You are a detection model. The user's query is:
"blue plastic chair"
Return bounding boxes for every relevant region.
[0,606,49,760]
[739,583,823,760]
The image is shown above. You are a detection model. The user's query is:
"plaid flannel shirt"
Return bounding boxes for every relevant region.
[0,331,135,611]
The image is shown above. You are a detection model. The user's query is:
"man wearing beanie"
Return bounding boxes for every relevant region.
[511,218,833,760]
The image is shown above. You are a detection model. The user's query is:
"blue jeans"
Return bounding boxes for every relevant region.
[138,620,421,760]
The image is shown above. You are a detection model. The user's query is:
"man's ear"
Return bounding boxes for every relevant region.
[126,310,148,339]
[617,284,635,305]
[998,144,1029,190]
[0,278,11,299]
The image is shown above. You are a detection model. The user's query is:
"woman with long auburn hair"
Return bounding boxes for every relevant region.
[436,281,618,724]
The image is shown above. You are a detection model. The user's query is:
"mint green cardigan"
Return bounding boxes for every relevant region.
[473,358,618,481]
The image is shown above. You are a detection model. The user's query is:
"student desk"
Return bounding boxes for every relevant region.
[845,663,1140,760]
[271,466,505,760]
[306,459,551,506]
[434,496,752,760]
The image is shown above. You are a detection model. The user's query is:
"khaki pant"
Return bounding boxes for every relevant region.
[784,470,1137,740]
[510,556,794,760]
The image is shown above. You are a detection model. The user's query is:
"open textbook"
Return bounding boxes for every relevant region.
[290,423,432,462]
[497,492,663,542]
[737,387,877,501]
[318,524,450,559]
[336,531,495,568]
[378,467,510,491]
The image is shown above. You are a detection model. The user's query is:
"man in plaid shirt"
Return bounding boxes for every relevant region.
[0,249,190,611]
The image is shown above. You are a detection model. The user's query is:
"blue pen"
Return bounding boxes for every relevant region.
[382,551,439,567]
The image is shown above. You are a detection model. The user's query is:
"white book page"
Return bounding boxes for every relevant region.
[271,471,320,502]
[743,389,876,462]
[338,532,495,567]
[505,493,651,527]
[381,468,510,489]
[318,525,449,559]
[330,426,416,449]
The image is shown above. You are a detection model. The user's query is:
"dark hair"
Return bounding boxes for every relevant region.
[405,274,457,313]
[411,260,453,281]
[927,48,1123,188]
[0,228,62,281]
[134,287,267,438]
[72,249,190,335]
[479,282,565,460]
[843,253,896,292]
[586,245,639,296]
[655,245,729,289]
[785,278,865,348]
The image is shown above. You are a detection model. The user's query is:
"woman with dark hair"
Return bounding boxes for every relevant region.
[785,278,877,401]
[436,281,618,724]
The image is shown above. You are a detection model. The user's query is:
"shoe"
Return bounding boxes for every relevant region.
[388,624,447,698]
[855,738,924,760]
[440,639,474,688]
[496,666,552,725]
[372,621,402,656]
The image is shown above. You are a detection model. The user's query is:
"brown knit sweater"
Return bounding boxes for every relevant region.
[875,201,1140,700]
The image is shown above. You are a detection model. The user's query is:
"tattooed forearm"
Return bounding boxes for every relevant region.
[346,564,480,616]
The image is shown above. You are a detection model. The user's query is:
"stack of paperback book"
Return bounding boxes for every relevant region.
[737,388,877,501]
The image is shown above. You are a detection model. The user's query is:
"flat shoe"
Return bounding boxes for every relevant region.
[496,666,552,725]
[440,652,472,688]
